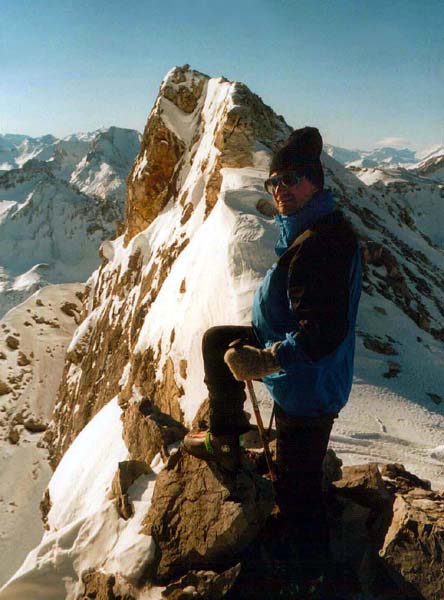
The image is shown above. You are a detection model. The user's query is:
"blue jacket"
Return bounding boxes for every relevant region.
[251,190,362,417]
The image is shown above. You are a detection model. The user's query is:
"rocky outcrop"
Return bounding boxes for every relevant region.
[79,569,136,600]
[143,448,274,582]
[161,564,241,600]
[380,488,444,599]
[109,460,152,520]
[122,398,187,466]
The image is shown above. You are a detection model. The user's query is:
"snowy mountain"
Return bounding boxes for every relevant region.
[324,142,362,165]
[416,149,444,183]
[415,143,444,163]
[0,127,141,317]
[325,143,418,169]
[1,66,443,598]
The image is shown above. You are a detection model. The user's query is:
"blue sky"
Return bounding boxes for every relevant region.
[1,0,443,152]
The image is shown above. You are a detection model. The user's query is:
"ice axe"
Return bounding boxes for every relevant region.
[228,339,277,482]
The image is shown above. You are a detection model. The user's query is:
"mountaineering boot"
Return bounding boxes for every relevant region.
[183,430,241,472]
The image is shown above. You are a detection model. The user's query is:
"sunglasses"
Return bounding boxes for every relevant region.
[264,171,304,194]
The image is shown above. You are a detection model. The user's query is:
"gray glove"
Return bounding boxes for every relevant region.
[224,342,282,381]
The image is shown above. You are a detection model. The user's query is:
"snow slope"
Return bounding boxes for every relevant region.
[0,283,84,586]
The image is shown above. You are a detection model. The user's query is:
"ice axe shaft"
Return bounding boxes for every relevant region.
[246,379,277,482]
[228,338,277,482]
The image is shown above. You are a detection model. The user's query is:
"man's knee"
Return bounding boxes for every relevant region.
[202,326,229,353]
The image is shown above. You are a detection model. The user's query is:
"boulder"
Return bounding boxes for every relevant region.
[5,335,19,350]
[333,463,393,511]
[142,447,274,582]
[24,417,48,433]
[380,488,444,600]
[380,463,431,495]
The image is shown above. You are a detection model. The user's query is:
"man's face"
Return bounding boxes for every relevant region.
[271,171,318,215]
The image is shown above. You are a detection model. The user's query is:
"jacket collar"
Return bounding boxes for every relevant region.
[274,189,336,256]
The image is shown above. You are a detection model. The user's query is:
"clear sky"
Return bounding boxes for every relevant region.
[1,0,443,152]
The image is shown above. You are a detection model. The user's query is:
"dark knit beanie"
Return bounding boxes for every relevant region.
[270,126,324,190]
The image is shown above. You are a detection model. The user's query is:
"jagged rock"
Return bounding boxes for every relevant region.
[40,488,52,531]
[109,460,152,520]
[0,351,6,359]
[122,399,187,466]
[5,335,19,350]
[161,563,241,599]
[0,380,11,395]
[380,488,444,600]
[142,447,274,582]
[333,463,393,510]
[380,463,431,495]
[79,569,135,600]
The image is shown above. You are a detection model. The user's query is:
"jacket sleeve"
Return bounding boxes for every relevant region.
[275,231,353,369]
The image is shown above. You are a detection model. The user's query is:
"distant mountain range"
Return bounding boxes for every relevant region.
[325,142,444,175]
[0,127,141,317]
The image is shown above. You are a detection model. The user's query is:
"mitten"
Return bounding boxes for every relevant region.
[224,342,282,381]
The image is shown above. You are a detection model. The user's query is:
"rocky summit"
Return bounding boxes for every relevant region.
[0,65,443,599]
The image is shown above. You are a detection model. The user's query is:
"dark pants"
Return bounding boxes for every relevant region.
[203,325,336,576]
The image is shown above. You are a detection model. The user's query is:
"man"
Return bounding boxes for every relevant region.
[184,127,362,587]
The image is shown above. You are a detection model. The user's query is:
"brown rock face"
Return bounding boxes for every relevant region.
[121,399,187,466]
[125,114,186,241]
[142,448,274,582]
[79,570,135,600]
[380,488,444,600]
[109,460,152,520]
[125,65,206,243]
